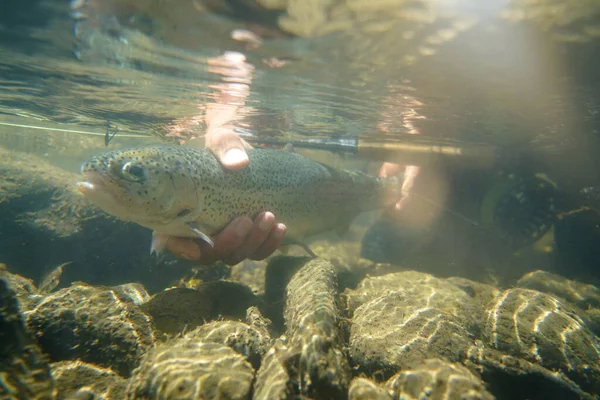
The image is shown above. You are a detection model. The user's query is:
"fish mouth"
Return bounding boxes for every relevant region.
[75,171,125,209]
[76,171,110,195]
[76,171,136,222]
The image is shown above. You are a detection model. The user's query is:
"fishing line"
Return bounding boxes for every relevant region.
[409,190,481,227]
[0,121,151,139]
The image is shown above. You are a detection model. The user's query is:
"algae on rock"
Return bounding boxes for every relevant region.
[385,358,494,400]
[0,278,55,399]
[284,258,351,399]
[51,360,127,400]
[126,339,255,400]
[483,288,600,395]
[25,282,156,377]
[185,319,271,369]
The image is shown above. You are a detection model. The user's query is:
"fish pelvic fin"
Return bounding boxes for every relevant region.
[151,231,169,255]
[186,223,214,248]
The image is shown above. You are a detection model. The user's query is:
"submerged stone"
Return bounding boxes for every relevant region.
[517,270,600,309]
[253,340,297,400]
[25,282,156,377]
[284,258,351,399]
[0,278,55,399]
[111,282,151,306]
[185,319,271,369]
[349,289,474,376]
[483,288,600,395]
[344,271,486,332]
[126,339,254,400]
[140,281,259,335]
[348,377,392,400]
[347,271,483,376]
[51,360,127,399]
[0,267,43,313]
[230,259,268,295]
[465,343,595,399]
[517,270,600,334]
[385,358,494,400]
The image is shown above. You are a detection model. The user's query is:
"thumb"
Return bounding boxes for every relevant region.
[205,126,251,171]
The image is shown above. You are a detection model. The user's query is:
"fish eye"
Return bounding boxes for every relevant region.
[122,162,147,181]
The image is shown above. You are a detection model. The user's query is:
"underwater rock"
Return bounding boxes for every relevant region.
[140,281,259,335]
[307,240,398,292]
[230,259,268,295]
[516,270,600,333]
[253,339,297,400]
[483,288,600,395]
[0,148,180,293]
[51,360,127,399]
[386,358,494,400]
[126,339,254,400]
[245,305,272,336]
[349,289,474,376]
[0,278,55,399]
[344,271,485,332]
[0,266,43,312]
[445,276,500,309]
[283,258,351,399]
[25,282,156,377]
[263,255,312,329]
[110,282,151,306]
[0,265,38,296]
[465,343,595,399]
[175,262,233,291]
[185,319,271,369]
[517,270,600,309]
[348,377,392,400]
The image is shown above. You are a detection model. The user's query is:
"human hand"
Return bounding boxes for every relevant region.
[379,162,420,211]
[166,212,287,265]
[166,126,287,265]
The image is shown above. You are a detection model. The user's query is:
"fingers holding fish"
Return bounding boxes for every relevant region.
[165,213,286,265]
[223,212,281,265]
[249,222,287,261]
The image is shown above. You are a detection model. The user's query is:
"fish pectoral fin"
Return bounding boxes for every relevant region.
[151,231,170,255]
[185,223,214,248]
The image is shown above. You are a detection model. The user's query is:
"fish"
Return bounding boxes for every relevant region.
[38,261,72,294]
[76,145,401,255]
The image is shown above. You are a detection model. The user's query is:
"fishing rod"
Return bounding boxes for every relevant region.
[0,119,511,169]
[244,135,503,169]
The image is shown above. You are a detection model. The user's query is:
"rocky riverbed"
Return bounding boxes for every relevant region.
[2,256,600,399]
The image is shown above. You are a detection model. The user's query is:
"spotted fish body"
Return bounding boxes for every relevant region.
[77,145,399,252]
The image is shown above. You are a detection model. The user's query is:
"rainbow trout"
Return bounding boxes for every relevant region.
[76,145,400,255]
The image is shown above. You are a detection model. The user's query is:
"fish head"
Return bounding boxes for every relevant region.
[76,146,204,235]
